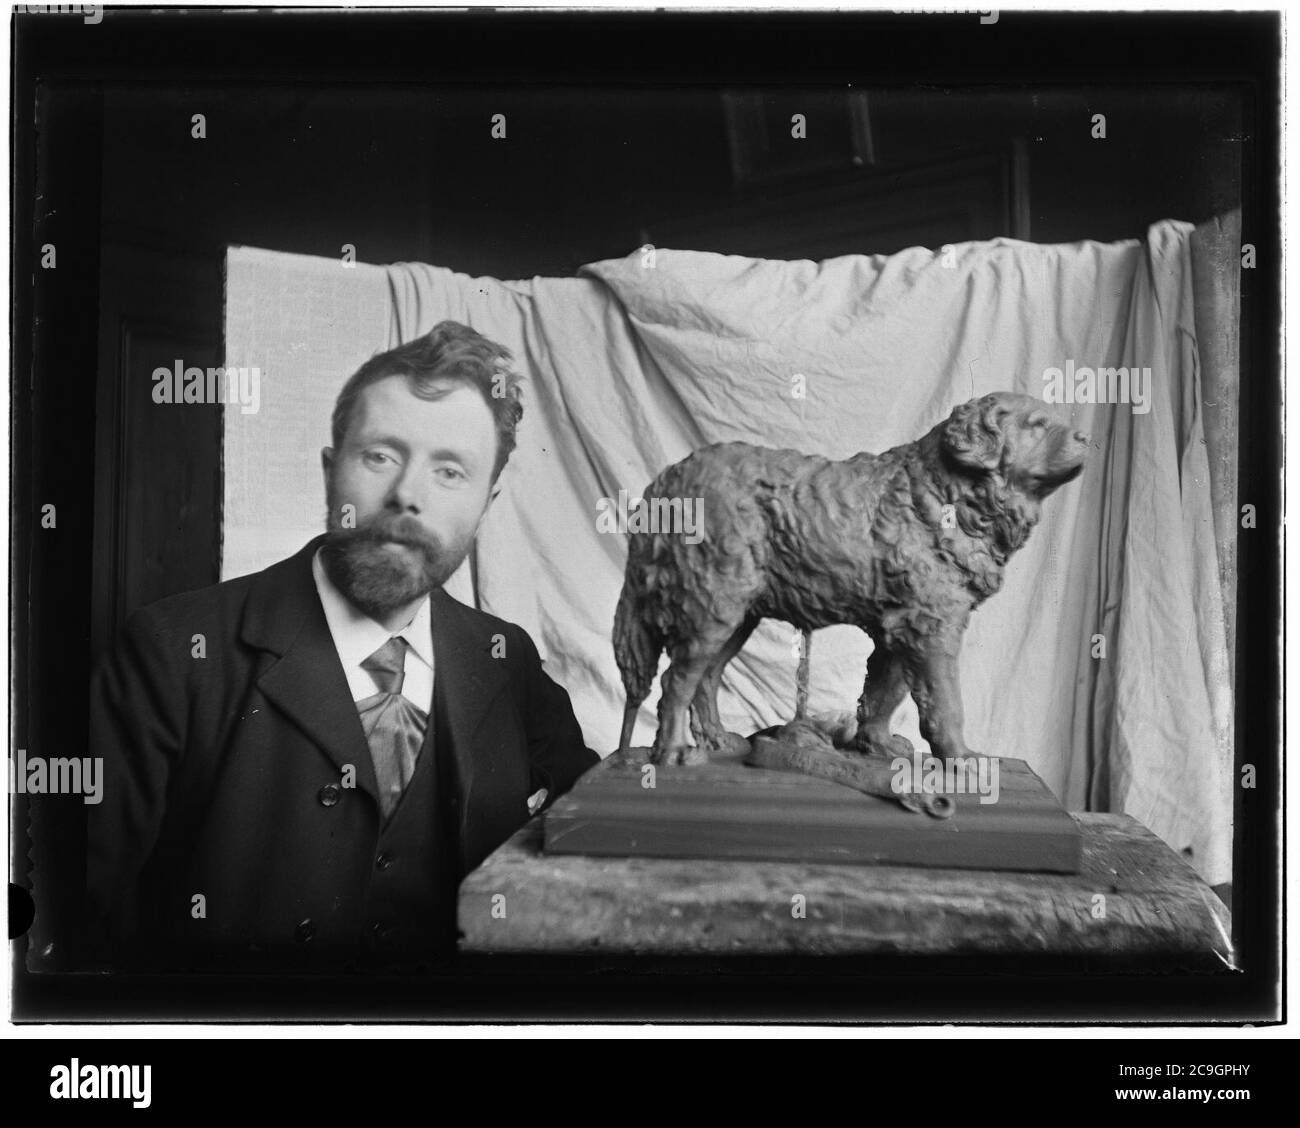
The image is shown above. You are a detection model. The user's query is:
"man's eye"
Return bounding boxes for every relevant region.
[435,466,466,483]
[362,450,396,467]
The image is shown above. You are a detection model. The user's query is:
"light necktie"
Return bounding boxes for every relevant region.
[357,636,428,821]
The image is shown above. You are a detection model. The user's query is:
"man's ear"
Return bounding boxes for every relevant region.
[474,479,503,537]
[320,448,337,509]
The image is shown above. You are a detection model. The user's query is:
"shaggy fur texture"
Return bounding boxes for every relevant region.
[614,392,1089,765]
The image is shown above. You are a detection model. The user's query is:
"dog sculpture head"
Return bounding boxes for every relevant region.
[941,392,1089,497]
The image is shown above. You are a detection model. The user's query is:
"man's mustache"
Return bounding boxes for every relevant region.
[328,514,442,554]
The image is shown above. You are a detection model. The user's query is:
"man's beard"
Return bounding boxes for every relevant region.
[319,511,470,620]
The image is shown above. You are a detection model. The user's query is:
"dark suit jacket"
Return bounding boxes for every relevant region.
[87,536,597,967]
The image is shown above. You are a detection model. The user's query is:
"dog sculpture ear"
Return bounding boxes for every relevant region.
[941,397,1006,472]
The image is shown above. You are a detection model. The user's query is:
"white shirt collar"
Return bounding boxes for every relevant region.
[311,547,435,673]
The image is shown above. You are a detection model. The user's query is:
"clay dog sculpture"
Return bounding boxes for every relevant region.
[613,392,1088,766]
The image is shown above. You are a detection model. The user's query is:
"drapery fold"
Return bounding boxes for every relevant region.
[225,220,1235,883]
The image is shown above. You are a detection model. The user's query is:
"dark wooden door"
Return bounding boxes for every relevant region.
[92,238,223,658]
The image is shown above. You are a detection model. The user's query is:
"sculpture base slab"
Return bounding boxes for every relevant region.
[543,745,1082,874]
[464,813,1227,962]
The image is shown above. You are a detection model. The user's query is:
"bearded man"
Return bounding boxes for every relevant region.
[87,322,597,969]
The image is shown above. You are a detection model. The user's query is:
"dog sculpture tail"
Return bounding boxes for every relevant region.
[613,577,662,753]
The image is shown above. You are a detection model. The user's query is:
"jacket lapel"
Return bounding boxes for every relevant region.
[239,537,381,805]
[430,588,514,866]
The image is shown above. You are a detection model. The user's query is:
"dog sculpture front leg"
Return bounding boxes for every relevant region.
[852,644,915,759]
[901,629,984,762]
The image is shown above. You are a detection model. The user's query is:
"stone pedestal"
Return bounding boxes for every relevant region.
[459,809,1231,967]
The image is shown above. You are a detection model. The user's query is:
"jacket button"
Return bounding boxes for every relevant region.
[294,918,316,943]
[318,784,342,807]
[376,851,395,871]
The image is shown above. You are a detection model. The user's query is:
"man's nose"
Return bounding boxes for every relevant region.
[388,466,425,512]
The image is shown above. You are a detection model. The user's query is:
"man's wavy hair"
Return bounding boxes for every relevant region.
[332,321,524,481]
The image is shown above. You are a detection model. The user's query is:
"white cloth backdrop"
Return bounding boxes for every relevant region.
[224,222,1234,884]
